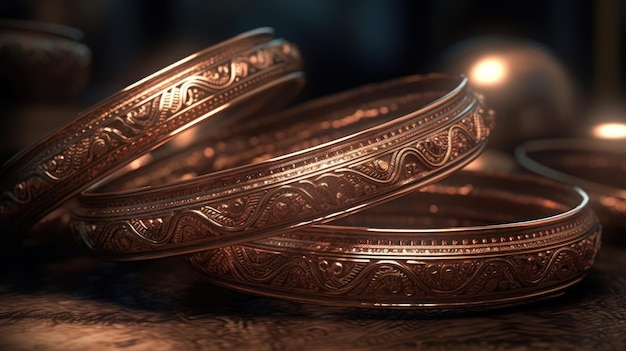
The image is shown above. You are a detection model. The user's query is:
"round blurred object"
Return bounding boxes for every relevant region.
[438,37,577,152]
[0,19,92,101]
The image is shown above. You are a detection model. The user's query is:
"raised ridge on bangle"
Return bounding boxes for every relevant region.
[188,171,601,309]
[71,73,494,259]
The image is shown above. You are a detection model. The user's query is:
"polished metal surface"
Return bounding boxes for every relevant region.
[0,28,304,235]
[188,171,601,309]
[71,74,493,259]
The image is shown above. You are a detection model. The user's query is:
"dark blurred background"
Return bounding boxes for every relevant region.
[1,0,624,157]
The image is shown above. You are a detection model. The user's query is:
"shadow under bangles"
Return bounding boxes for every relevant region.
[189,171,601,309]
[71,74,494,259]
[1,28,304,236]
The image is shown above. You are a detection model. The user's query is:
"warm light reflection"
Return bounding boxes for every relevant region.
[170,127,198,148]
[463,150,516,173]
[470,57,506,85]
[592,123,626,139]
[126,154,152,170]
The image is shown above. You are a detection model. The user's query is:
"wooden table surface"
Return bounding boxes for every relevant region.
[0,228,624,351]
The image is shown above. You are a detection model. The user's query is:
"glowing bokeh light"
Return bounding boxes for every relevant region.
[592,122,626,139]
[470,57,506,85]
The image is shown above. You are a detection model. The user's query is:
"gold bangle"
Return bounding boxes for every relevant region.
[1,28,304,235]
[188,171,601,309]
[71,74,494,259]
[516,138,626,231]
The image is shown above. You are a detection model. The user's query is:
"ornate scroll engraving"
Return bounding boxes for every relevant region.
[182,171,601,308]
[1,36,302,233]
[72,98,493,258]
[188,222,600,308]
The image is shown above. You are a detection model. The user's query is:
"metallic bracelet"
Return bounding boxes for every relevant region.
[71,74,494,259]
[1,28,304,234]
[188,171,601,309]
[516,138,626,231]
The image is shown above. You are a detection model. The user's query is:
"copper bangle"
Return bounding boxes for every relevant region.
[0,19,92,100]
[71,74,493,259]
[188,171,601,309]
[1,28,304,235]
[516,138,626,231]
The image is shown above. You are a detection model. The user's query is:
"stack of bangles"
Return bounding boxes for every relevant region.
[0,28,601,309]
